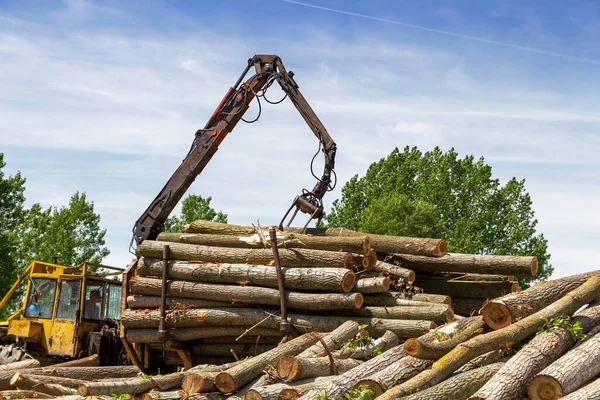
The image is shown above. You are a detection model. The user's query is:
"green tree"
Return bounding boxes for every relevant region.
[327,146,552,288]
[0,153,27,302]
[165,194,228,233]
[14,192,110,267]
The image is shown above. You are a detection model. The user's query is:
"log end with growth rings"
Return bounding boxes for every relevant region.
[279,388,301,399]
[353,379,384,398]
[530,256,539,277]
[344,252,356,269]
[341,271,357,293]
[214,372,236,394]
[527,375,563,400]
[362,250,379,270]
[445,307,455,322]
[276,355,300,381]
[243,389,263,400]
[353,293,364,309]
[481,300,513,330]
[403,338,422,357]
[433,239,447,257]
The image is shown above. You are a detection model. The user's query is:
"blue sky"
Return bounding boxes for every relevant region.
[1,0,599,277]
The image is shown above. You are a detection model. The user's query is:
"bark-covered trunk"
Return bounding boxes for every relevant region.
[243,383,294,400]
[125,326,281,343]
[470,301,600,400]
[51,355,100,368]
[138,257,356,292]
[129,277,363,310]
[527,332,600,400]
[181,372,219,394]
[297,321,360,358]
[372,261,415,282]
[376,276,600,399]
[136,241,355,269]
[400,362,505,400]
[127,295,243,309]
[12,374,85,389]
[362,292,450,307]
[413,276,518,299]
[483,269,600,330]
[10,373,76,396]
[276,356,362,381]
[337,331,399,360]
[0,359,39,371]
[143,390,224,400]
[390,253,537,277]
[561,377,600,400]
[325,304,453,324]
[0,390,54,399]
[156,232,371,255]
[354,277,390,293]
[214,332,323,393]
[192,344,275,358]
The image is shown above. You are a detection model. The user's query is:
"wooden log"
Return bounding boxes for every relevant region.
[51,354,99,368]
[324,304,453,324]
[413,276,518,299]
[297,345,407,399]
[276,356,362,381]
[203,336,282,344]
[471,301,600,400]
[243,383,294,400]
[337,330,399,360]
[127,295,242,309]
[372,261,415,282]
[214,332,324,393]
[297,321,360,358]
[527,332,600,400]
[10,373,76,396]
[352,356,433,397]
[375,276,600,399]
[15,375,85,389]
[454,350,506,374]
[353,277,390,293]
[399,362,505,400]
[122,308,435,338]
[404,316,486,360]
[362,292,450,306]
[129,277,363,310]
[429,273,515,282]
[125,326,281,343]
[361,250,378,270]
[143,390,225,400]
[483,269,600,330]
[156,232,371,255]
[192,344,275,358]
[451,298,486,317]
[0,359,39,371]
[561,377,600,400]
[138,258,356,293]
[181,372,219,394]
[0,390,53,399]
[136,241,355,269]
[390,253,538,277]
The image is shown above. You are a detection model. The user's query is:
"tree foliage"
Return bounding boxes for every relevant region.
[327,146,552,287]
[165,194,228,232]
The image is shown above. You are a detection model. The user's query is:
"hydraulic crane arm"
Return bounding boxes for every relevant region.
[132,54,337,246]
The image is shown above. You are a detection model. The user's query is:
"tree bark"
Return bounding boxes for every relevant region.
[276,356,361,381]
[297,345,407,399]
[470,301,600,400]
[11,374,85,389]
[528,332,600,400]
[157,232,371,255]
[183,220,446,257]
[192,344,275,358]
[137,241,355,269]
[127,295,244,309]
[0,390,53,399]
[138,258,356,292]
[404,317,486,360]
[325,305,453,325]
[181,372,219,394]
[122,308,435,338]
[400,362,505,400]
[51,355,99,368]
[337,331,399,360]
[376,276,600,399]
[451,298,486,317]
[354,277,390,293]
[243,383,295,400]
[561,377,600,400]
[372,261,415,282]
[10,373,76,396]
[0,359,39,371]
[125,326,281,343]
[203,336,282,345]
[390,253,537,277]
[362,292,450,306]
[143,390,225,400]
[214,332,324,393]
[483,269,600,330]
[413,276,518,299]
[297,321,360,358]
[352,356,433,397]
[129,277,363,310]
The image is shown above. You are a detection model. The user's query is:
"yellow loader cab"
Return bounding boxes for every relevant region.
[0,260,126,366]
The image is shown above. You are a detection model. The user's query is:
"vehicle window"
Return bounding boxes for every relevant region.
[25,278,57,319]
[84,282,104,320]
[56,280,81,320]
[105,283,122,320]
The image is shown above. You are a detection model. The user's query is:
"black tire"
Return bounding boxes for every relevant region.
[0,343,33,364]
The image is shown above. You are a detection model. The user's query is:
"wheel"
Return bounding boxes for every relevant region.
[0,343,34,364]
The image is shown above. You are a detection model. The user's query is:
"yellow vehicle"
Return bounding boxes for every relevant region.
[0,260,126,366]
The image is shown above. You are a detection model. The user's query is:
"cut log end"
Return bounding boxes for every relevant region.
[243,389,263,400]
[344,252,355,269]
[342,271,357,293]
[403,338,422,357]
[528,375,563,400]
[446,307,455,322]
[531,257,539,277]
[362,250,378,270]
[214,372,236,394]
[353,379,384,398]
[354,293,364,309]
[433,240,447,257]
[279,388,300,399]
[482,301,513,330]
[407,270,416,283]
[8,374,21,387]
[276,355,299,381]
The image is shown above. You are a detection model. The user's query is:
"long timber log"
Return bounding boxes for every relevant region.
[276,356,362,381]
[127,295,243,309]
[561,377,600,400]
[337,330,399,360]
[353,277,390,293]
[323,304,453,324]
[389,253,538,277]
[138,258,356,292]
[297,320,360,358]
[413,276,519,299]
[136,241,355,269]
[125,326,281,343]
[372,261,415,282]
[0,359,40,371]
[362,292,450,307]
[129,277,363,310]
